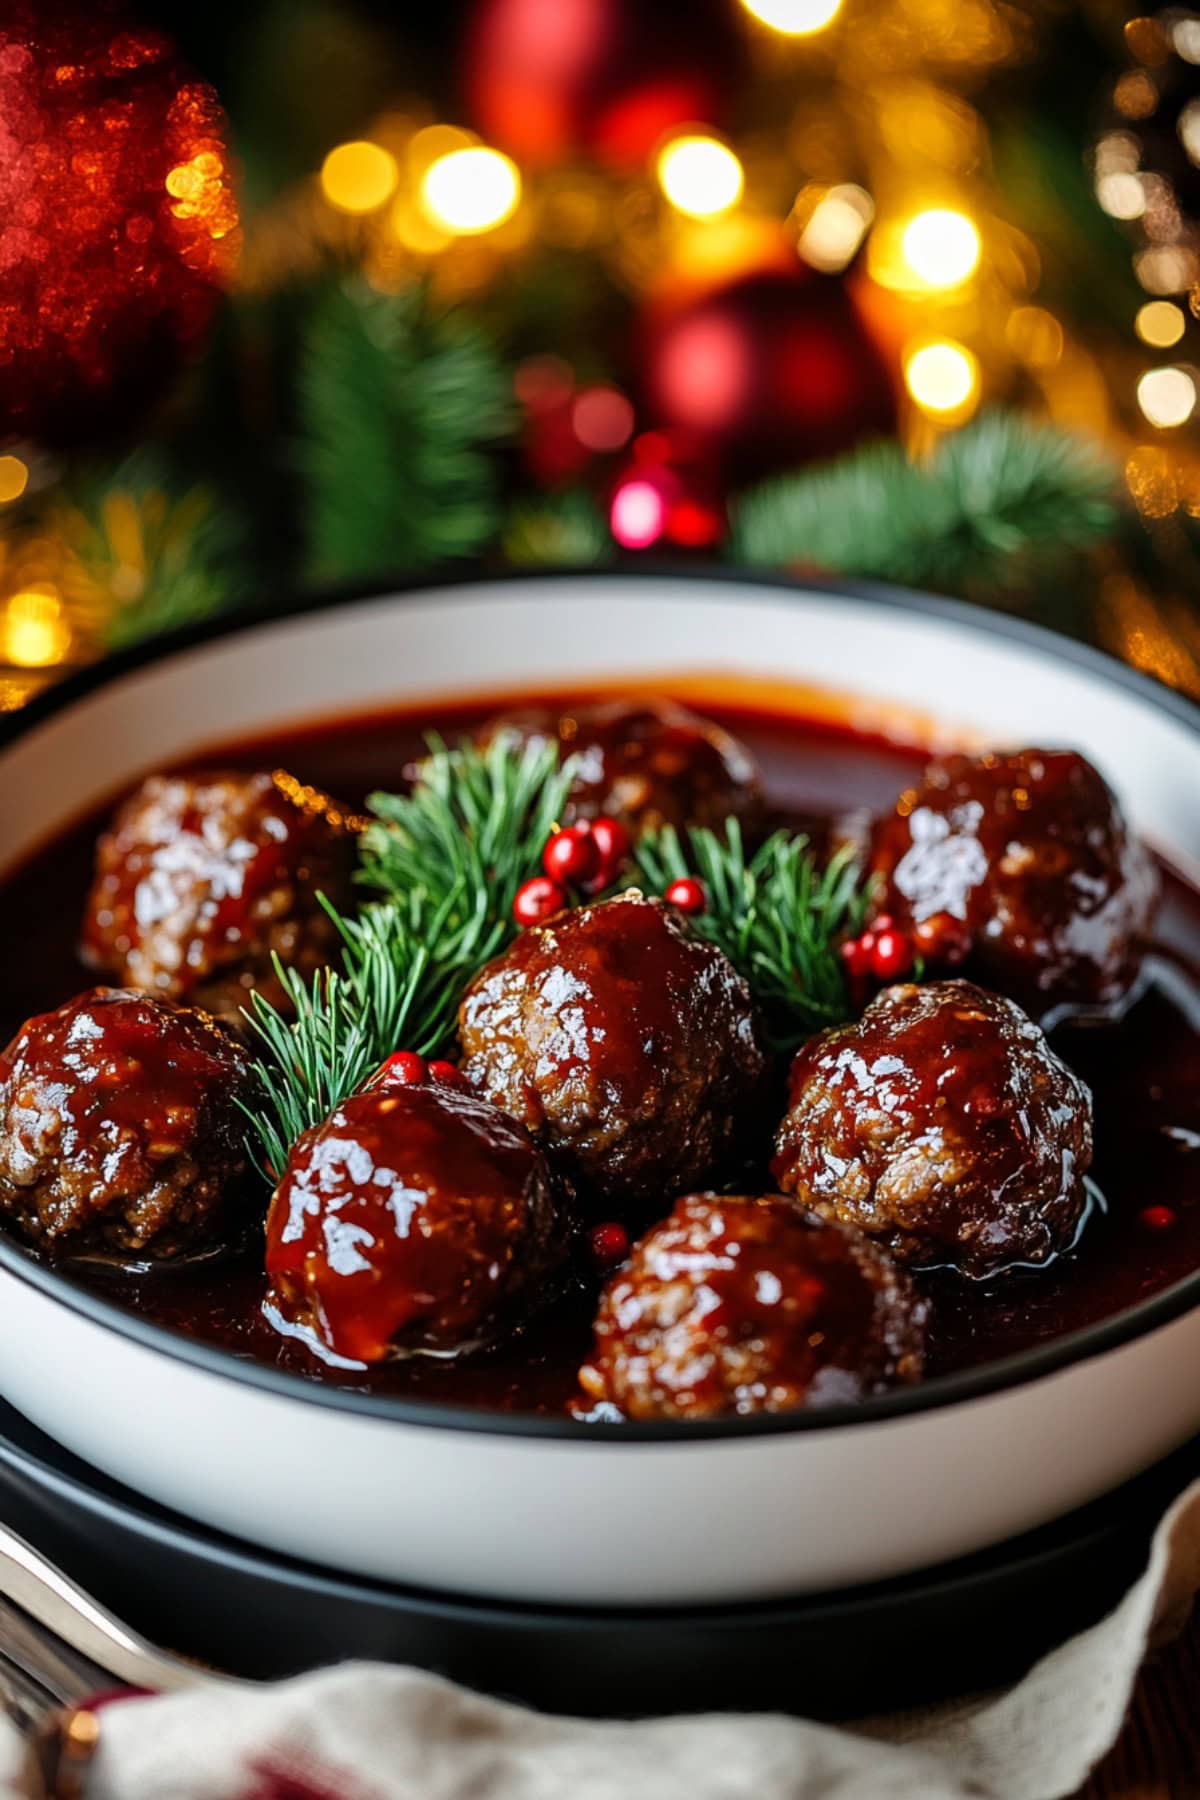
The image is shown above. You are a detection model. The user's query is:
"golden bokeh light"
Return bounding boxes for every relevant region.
[420,147,521,235]
[738,0,843,33]
[797,184,873,272]
[1137,365,1197,427]
[904,340,980,417]
[657,136,744,220]
[1137,301,1186,347]
[2,588,71,670]
[1096,172,1146,220]
[1006,307,1063,369]
[320,141,399,215]
[900,208,980,288]
[0,456,28,504]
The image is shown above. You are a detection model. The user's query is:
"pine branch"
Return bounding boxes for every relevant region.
[243,735,576,1173]
[633,822,871,1052]
[297,279,518,583]
[728,411,1118,593]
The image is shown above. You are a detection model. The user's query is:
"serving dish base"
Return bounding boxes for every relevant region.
[0,1396,1193,1721]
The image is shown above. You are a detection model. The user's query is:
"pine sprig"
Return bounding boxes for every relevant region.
[728,410,1117,593]
[242,736,576,1173]
[633,821,872,1051]
[297,279,518,584]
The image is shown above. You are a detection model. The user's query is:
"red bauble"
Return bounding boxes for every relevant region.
[0,2,238,448]
[639,267,898,483]
[461,0,742,168]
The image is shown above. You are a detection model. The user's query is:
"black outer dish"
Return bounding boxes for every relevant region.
[0,1394,1193,1718]
[2,566,1200,1445]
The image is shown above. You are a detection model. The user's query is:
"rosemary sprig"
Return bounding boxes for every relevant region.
[242,735,576,1176]
[632,821,872,1052]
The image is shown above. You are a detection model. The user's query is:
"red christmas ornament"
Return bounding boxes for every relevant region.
[543,823,599,888]
[639,267,898,484]
[664,876,706,916]
[461,0,742,168]
[513,875,567,927]
[0,3,238,448]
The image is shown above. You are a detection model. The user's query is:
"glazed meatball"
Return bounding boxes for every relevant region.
[0,988,257,1258]
[868,749,1159,1015]
[82,769,358,1018]
[458,892,765,1214]
[478,698,762,836]
[264,1080,567,1365]
[577,1193,924,1420]
[772,980,1093,1279]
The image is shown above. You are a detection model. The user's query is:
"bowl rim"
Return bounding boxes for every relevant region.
[3,561,1200,1444]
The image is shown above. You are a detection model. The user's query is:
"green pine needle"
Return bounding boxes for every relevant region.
[242,735,576,1173]
[728,410,1118,592]
[297,280,518,583]
[633,821,872,1052]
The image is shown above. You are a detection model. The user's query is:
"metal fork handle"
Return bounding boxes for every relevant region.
[0,1521,234,1697]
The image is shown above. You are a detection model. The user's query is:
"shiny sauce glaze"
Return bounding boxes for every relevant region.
[2,694,1200,1415]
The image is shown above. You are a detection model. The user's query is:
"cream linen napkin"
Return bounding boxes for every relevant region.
[3,1478,1199,1800]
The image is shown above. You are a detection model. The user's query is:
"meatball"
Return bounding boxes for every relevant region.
[772,980,1093,1279]
[82,769,358,1018]
[577,1193,925,1420]
[868,749,1159,1015]
[264,1080,567,1365]
[478,698,762,836]
[458,892,765,1215]
[0,987,257,1258]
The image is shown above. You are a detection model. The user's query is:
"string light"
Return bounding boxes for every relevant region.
[320,142,399,214]
[904,341,980,417]
[796,185,873,273]
[611,480,666,549]
[2,588,70,669]
[420,146,521,234]
[900,209,980,288]
[657,136,744,219]
[0,456,27,504]
[738,0,843,35]
[1137,365,1197,426]
[1136,301,1186,347]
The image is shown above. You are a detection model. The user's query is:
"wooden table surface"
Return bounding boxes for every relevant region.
[1076,1603,1200,1798]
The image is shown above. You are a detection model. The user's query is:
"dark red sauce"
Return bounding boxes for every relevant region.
[2,692,1200,1415]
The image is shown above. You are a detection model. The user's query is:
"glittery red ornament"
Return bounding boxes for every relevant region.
[461,0,742,169]
[0,2,239,448]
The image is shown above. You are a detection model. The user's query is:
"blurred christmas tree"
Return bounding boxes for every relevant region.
[2,0,1200,707]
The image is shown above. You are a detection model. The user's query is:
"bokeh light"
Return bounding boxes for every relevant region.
[900,209,980,288]
[572,386,635,451]
[611,479,666,548]
[1137,365,1197,427]
[738,0,843,35]
[2,588,70,669]
[657,136,744,219]
[797,185,874,273]
[320,141,399,214]
[1137,301,1186,347]
[0,456,28,504]
[421,147,522,234]
[904,340,980,416]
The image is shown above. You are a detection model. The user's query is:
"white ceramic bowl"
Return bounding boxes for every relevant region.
[1,571,1199,1608]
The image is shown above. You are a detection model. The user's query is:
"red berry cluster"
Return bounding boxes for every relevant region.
[513,816,631,928]
[839,914,915,993]
[377,1052,465,1090]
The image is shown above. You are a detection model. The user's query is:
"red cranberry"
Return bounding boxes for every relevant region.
[428,1059,465,1088]
[513,876,568,928]
[664,876,706,916]
[588,815,631,886]
[870,928,914,982]
[589,1221,629,1270]
[379,1051,427,1087]
[840,936,873,980]
[543,825,598,888]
